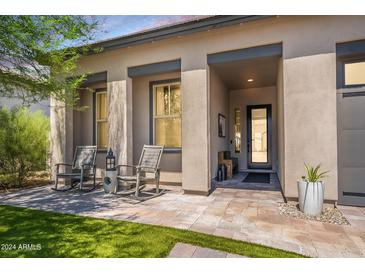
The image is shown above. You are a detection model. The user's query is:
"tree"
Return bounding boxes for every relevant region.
[0,16,98,106]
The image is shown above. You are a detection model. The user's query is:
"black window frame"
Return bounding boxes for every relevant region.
[149,78,182,153]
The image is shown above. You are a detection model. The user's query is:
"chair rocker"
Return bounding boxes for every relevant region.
[53,146,97,192]
[116,145,164,200]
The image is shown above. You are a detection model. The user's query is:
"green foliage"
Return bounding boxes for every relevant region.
[0,16,99,106]
[304,163,329,183]
[0,107,49,188]
[0,205,304,258]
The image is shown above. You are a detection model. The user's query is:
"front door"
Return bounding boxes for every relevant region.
[247,105,272,169]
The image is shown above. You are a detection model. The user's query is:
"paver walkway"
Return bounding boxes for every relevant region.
[168,243,245,258]
[1,184,364,257]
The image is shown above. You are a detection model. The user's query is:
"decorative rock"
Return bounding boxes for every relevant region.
[278,202,350,225]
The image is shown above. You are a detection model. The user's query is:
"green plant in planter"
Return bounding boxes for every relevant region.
[304,163,329,182]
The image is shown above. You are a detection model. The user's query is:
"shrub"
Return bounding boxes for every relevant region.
[0,107,49,189]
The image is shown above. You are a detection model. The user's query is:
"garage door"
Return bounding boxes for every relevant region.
[337,91,365,206]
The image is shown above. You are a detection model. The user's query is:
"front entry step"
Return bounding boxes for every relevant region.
[242,172,270,184]
[213,172,281,191]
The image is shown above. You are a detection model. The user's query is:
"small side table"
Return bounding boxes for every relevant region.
[101,169,118,194]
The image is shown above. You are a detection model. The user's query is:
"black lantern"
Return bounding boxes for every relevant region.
[106,148,116,171]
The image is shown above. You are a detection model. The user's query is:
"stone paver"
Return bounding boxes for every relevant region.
[168,243,246,258]
[1,183,365,257]
[167,243,197,258]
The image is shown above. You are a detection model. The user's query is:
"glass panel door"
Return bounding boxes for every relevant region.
[247,105,272,169]
[251,108,268,163]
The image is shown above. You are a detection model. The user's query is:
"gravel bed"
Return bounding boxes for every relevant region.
[279,202,350,225]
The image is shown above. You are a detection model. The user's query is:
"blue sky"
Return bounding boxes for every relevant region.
[92,15,206,42]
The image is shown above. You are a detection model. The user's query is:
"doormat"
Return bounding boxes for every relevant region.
[242,172,270,184]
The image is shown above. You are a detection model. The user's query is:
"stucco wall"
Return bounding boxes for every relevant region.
[59,15,365,196]
[283,53,338,200]
[209,68,230,179]
[229,86,278,172]
[77,16,365,76]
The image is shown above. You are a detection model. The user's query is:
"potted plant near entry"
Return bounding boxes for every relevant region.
[297,163,329,216]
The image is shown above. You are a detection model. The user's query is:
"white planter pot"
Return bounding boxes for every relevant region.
[297,180,324,216]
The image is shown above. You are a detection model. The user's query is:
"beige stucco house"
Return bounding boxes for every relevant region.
[50,15,365,206]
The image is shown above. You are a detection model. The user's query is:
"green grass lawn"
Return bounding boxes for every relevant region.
[0,205,305,258]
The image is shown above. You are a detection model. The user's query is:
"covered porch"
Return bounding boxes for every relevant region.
[208,43,284,192]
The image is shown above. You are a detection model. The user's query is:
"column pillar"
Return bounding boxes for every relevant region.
[181,68,210,194]
[49,96,73,180]
[108,78,133,166]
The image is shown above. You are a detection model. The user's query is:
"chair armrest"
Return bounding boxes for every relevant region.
[55,163,72,174]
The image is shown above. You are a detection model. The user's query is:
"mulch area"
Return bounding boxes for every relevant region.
[0,171,51,193]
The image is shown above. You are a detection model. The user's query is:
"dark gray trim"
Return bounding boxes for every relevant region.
[183,189,210,196]
[149,78,182,153]
[247,104,272,170]
[128,59,181,78]
[343,91,365,97]
[93,91,96,146]
[162,148,182,154]
[336,39,365,57]
[208,43,282,64]
[343,192,365,198]
[91,16,272,53]
[93,88,108,152]
[336,58,345,89]
[81,71,107,87]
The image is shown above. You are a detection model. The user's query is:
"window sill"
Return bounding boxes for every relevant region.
[341,84,365,89]
[163,148,182,154]
[337,86,365,96]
